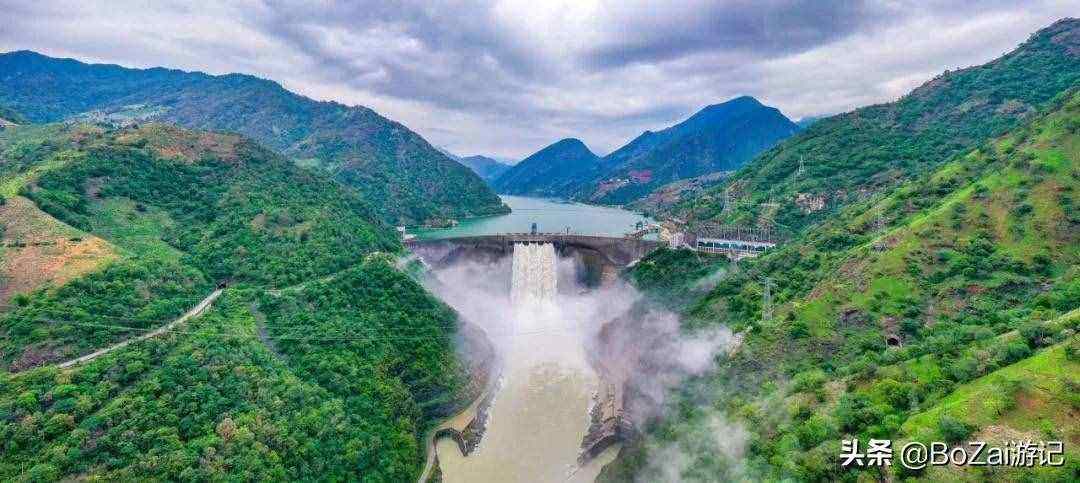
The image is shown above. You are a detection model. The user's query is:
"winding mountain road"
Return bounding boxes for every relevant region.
[55,288,223,369]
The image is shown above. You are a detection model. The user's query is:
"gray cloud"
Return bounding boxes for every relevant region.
[0,0,1075,159]
[584,0,892,68]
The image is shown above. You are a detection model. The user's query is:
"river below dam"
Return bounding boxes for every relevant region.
[417,197,647,482]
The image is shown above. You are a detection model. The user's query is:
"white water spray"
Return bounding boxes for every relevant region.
[510,242,557,307]
[433,241,614,482]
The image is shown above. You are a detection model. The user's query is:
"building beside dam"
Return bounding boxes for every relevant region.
[660,221,778,259]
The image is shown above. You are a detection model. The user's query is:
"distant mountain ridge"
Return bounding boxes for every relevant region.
[457,155,512,183]
[490,96,799,203]
[579,96,799,203]
[0,50,507,224]
[492,138,599,196]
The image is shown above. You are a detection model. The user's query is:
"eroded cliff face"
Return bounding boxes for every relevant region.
[582,302,742,465]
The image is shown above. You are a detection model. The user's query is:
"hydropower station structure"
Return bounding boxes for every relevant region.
[407,219,781,472]
[406,221,778,274]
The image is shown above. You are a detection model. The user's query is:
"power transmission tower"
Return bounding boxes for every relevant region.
[758,197,779,229]
[872,215,887,251]
[722,185,734,214]
[761,277,774,322]
[795,156,805,179]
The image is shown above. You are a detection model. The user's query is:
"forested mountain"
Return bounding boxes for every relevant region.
[0,121,472,480]
[491,96,798,204]
[2,12,1076,483]
[458,154,512,183]
[0,51,508,224]
[669,18,1080,233]
[576,96,800,204]
[598,18,1080,483]
[492,138,599,196]
[605,86,1080,483]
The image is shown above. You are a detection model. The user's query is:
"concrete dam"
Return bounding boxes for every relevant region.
[406,233,662,287]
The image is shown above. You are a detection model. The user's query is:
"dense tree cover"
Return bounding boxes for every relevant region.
[626,247,730,308]
[0,121,473,480]
[20,124,398,286]
[256,255,467,481]
[602,89,1080,481]
[0,50,508,224]
[668,18,1080,234]
[0,292,419,481]
[0,257,209,371]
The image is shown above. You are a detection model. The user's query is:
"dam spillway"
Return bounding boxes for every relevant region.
[510,242,557,307]
[429,241,618,482]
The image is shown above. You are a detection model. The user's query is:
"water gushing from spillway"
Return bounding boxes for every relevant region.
[510,242,557,307]
[430,242,618,482]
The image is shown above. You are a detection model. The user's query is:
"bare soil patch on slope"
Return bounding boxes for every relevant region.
[0,196,116,304]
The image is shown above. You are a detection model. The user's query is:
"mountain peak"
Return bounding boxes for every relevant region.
[1040,17,1078,35]
[1,50,51,60]
[657,96,793,144]
[687,96,772,124]
[551,137,589,148]
[701,95,762,111]
[492,138,599,194]
[2,49,39,57]
[539,138,596,157]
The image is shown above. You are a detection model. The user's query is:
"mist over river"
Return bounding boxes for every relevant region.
[431,246,616,482]
[414,197,652,482]
[413,196,737,482]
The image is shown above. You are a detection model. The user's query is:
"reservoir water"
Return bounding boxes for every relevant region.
[418,196,645,482]
[412,195,654,239]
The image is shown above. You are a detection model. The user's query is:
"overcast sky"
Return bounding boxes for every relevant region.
[1,1,1076,159]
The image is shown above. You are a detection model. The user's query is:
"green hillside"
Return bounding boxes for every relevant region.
[0,271,467,481]
[0,121,396,368]
[0,122,469,480]
[899,324,1079,482]
[26,124,397,284]
[0,51,508,224]
[603,88,1080,481]
[1,121,398,365]
[667,18,1080,233]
